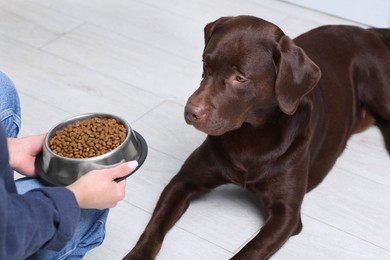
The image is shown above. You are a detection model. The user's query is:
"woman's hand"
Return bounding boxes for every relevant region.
[66,161,138,209]
[8,134,138,209]
[7,134,46,177]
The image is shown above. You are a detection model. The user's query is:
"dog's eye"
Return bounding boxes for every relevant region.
[235,75,247,83]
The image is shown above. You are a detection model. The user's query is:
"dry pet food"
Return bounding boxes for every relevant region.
[49,117,127,158]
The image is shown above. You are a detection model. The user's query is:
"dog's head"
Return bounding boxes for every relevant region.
[185,16,321,136]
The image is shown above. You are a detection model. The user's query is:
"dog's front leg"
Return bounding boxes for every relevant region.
[232,176,306,260]
[123,174,215,260]
[231,205,302,260]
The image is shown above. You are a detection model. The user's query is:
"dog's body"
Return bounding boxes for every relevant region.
[125,16,390,259]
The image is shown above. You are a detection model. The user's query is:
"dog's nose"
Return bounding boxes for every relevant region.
[185,103,207,123]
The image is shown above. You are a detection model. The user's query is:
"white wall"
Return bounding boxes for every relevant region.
[283,0,390,27]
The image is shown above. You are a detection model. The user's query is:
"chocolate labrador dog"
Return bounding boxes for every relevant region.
[124,16,390,259]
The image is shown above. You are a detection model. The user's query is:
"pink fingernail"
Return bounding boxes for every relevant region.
[128,160,139,169]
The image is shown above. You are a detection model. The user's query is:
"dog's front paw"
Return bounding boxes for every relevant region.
[123,241,160,260]
[123,250,153,260]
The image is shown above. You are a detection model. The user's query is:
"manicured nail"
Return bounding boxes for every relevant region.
[128,160,139,169]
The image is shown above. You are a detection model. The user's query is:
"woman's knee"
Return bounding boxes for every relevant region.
[0,71,21,137]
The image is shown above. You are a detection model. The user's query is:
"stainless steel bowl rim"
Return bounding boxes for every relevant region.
[44,113,134,162]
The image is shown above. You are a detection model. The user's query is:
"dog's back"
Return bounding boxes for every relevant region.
[369,28,390,49]
[292,25,390,189]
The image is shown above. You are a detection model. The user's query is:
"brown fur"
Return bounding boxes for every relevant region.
[124,16,390,259]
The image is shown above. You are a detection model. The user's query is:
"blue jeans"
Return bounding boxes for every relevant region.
[0,71,108,259]
[0,71,21,138]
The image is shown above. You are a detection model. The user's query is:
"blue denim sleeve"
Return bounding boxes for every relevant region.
[0,126,81,259]
[0,186,81,259]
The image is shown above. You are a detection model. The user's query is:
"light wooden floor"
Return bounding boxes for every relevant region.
[1,0,390,259]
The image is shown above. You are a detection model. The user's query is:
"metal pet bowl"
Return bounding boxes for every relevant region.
[36,113,148,186]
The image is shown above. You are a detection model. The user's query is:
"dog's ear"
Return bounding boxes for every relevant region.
[204,17,232,45]
[274,35,321,115]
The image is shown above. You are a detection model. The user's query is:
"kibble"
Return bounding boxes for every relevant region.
[49,117,127,159]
